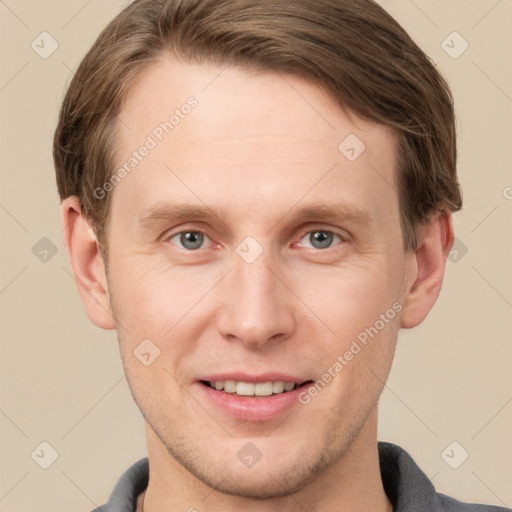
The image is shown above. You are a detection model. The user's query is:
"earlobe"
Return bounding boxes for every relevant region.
[61,196,116,330]
[400,212,454,329]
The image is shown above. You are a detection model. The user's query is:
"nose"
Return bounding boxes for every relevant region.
[216,247,296,348]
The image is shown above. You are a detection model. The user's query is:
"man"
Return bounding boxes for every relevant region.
[53,0,509,511]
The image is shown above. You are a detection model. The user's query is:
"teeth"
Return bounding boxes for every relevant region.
[236,382,254,396]
[224,380,236,393]
[255,382,273,396]
[207,380,299,396]
[273,381,285,393]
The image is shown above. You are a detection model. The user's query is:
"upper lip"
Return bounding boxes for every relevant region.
[199,372,310,384]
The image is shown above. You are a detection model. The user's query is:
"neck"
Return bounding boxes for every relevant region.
[141,408,392,512]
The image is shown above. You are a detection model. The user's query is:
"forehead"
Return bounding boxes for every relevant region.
[112,54,398,228]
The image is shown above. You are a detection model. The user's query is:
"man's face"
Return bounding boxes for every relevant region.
[105,54,414,497]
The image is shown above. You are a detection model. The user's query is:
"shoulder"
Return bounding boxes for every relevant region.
[378,442,510,512]
[90,458,149,512]
[435,493,510,512]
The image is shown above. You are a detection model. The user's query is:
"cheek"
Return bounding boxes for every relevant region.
[109,256,207,327]
[294,259,402,337]
[292,259,402,397]
[108,260,223,379]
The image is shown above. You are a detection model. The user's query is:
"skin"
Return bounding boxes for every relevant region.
[62,53,454,512]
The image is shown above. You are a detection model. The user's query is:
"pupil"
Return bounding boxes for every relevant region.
[311,231,332,249]
[181,231,203,250]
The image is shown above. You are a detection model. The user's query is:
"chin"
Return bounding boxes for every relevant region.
[194,459,324,499]
[213,478,304,499]
[162,433,332,499]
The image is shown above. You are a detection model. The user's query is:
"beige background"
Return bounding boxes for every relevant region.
[0,0,511,510]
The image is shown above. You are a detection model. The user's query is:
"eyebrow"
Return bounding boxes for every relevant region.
[136,201,373,230]
[137,203,230,228]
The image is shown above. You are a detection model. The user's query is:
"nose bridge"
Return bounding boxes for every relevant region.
[217,244,295,346]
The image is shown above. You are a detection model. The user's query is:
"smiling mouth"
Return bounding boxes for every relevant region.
[200,380,313,397]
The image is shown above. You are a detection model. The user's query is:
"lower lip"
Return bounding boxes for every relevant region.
[198,382,309,422]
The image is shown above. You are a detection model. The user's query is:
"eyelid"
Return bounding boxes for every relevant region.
[295,225,349,245]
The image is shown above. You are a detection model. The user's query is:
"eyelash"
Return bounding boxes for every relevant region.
[164,226,346,252]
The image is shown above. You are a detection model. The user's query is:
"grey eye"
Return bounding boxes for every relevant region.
[169,231,206,250]
[300,230,340,249]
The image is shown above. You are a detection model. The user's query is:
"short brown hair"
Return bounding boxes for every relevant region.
[53,0,462,258]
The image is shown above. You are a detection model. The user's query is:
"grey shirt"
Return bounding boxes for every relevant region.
[91,442,510,512]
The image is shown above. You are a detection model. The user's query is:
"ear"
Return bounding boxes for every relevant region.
[400,212,454,329]
[61,196,116,330]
